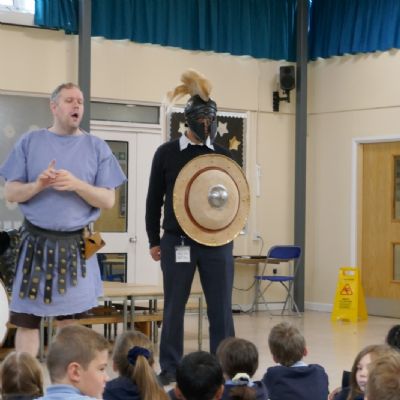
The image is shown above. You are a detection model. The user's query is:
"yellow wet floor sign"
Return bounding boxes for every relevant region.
[331,267,367,322]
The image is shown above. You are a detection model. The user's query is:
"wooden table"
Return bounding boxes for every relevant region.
[39,282,204,361]
[102,281,204,346]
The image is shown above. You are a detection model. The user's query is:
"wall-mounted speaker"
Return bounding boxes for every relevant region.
[280,65,295,92]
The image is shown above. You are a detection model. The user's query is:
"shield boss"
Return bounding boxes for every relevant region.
[173,154,250,246]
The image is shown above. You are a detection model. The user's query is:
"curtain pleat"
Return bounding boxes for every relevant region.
[309,0,400,60]
[34,0,400,61]
[34,0,79,34]
[34,0,297,61]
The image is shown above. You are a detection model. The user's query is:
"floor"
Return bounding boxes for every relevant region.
[15,309,400,393]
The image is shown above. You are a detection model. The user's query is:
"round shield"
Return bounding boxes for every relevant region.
[173,154,250,246]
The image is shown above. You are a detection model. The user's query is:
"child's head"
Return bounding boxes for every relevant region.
[175,351,224,400]
[111,330,167,400]
[0,351,44,399]
[216,337,259,400]
[386,325,400,350]
[348,344,392,399]
[268,322,306,367]
[366,349,400,400]
[46,325,109,399]
[216,337,258,378]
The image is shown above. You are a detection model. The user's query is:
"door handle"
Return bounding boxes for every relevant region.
[129,236,137,243]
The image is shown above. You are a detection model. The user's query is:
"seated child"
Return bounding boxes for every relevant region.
[0,351,44,400]
[328,325,400,400]
[333,344,392,400]
[38,325,109,400]
[216,337,268,400]
[103,330,168,400]
[385,324,400,350]
[262,321,329,400]
[366,348,400,400]
[174,351,224,400]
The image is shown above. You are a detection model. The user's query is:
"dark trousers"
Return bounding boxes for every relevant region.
[159,232,235,373]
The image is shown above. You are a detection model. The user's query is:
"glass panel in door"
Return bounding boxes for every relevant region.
[95,141,128,233]
[94,140,129,281]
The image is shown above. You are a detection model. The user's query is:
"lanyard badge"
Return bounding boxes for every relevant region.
[175,236,191,263]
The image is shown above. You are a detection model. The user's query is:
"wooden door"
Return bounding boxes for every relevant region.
[361,141,400,316]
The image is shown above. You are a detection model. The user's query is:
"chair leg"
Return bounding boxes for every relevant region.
[280,282,301,316]
[251,279,261,312]
[252,280,274,315]
[261,283,274,315]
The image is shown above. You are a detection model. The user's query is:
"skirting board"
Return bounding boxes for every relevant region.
[304,301,332,313]
[366,298,400,319]
[232,302,333,313]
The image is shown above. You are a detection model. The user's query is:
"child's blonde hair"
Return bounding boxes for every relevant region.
[46,325,109,383]
[268,322,305,367]
[0,351,44,399]
[367,349,400,400]
[112,330,168,400]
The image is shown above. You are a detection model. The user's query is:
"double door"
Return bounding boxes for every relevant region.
[92,124,161,285]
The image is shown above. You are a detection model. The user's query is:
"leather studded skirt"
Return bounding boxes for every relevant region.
[18,220,86,304]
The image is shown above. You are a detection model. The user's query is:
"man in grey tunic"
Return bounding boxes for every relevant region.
[0,82,126,356]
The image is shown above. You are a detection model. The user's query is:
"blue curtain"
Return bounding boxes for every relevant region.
[34,0,79,34]
[309,0,400,60]
[34,0,297,61]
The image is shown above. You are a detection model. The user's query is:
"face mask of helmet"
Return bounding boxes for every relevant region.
[184,95,217,143]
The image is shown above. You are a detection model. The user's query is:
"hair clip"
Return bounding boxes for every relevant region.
[231,373,251,386]
[127,346,151,365]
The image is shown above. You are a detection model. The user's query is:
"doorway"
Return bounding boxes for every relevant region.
[91,122,162,285]
[360,141,400,317]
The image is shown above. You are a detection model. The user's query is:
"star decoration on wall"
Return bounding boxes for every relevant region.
[178,122,187,136]
[229,136,241,151]
[169,111,244,167]
[217,121,229,136]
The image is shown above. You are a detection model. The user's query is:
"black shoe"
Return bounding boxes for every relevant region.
[158,370,176,386]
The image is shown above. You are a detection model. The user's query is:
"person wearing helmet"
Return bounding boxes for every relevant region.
[145,69,235,386]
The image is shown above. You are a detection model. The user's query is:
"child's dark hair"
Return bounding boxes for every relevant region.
[216,337,259,400]
[176,351,224,400]
[386,325,400,350]
[0,351,44,399]
[268,322,305,367]
[112,330,168,400]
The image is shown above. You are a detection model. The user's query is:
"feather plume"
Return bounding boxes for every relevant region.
[167,69,212,103]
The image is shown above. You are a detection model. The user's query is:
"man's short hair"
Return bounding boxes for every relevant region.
[268,322,305,367]
[50,82,81,103]
[176,351,223,400]
[46,325,109,383]
[367,350,400,400]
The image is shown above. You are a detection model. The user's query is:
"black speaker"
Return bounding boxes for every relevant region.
[273,91,280,112]
[280,66,295,91]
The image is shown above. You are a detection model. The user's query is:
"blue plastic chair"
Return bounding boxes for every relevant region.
[252,245,302,316]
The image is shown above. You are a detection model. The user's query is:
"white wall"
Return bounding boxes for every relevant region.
[307,51,400,310]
